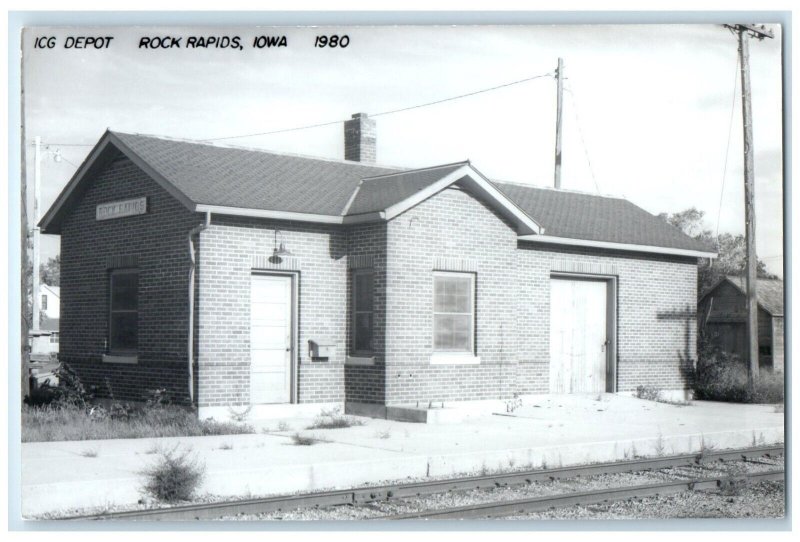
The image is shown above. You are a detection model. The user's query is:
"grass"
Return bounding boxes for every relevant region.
[22,403,255,442]
[306,407,365,430]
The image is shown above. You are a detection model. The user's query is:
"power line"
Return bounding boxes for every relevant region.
[371,72,554,118]
[201,71,554,142]
[58,156,81,169]
[563,85,600,194]
[41,142,94,147]
[715,52,741,238]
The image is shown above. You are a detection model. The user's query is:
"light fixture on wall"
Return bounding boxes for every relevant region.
[270,230,293,263]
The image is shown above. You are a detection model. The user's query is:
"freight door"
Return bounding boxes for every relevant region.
[250,274,293,404]
[549,277,609,393]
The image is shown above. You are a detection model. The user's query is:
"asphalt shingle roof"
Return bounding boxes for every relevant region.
[723,276,784,316]
[113,132,398,216]
[494,182,713,253]
[44,131,710,254]
[346,163,467,215]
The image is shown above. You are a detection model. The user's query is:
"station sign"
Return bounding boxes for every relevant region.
[96,197,147,221]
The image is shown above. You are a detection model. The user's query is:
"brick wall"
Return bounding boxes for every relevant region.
[516,244,698,394]
[59,156,201,403]
[196,216,349,407]
[382,185,698,404]
[58,156,701,409]
[344,223,387,404]
[385,187,520,404]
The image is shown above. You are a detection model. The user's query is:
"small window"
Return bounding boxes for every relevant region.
[352,270,374,355]
[433,272,475,353]
[759,345,772,356]
[50,332,59,344]
[109,269,139,353]
[41,294,48,311]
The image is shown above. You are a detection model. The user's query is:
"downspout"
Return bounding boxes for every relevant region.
[187,211,211,406]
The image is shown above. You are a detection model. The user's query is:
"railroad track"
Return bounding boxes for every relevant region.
[383,469,785,520]
[72,444,783,521]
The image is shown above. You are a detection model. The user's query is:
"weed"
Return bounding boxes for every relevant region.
[277,421,291,432]
[698,434,718,456]
[143,388,171,409]
[635,385,692,407]
[307,407,364,430]
[507,455,516,469]
[635,385,662,402]
[144,444,160,455]
[140,446,205,503]
[217,442,233,450]
[505,393,523,413]
[374,429,391,439]
[540,458,548,470]
[654,433,666,457]
[291,433,316,446]
[227,406,252,423]
[774,403,785,413]
[80,447,98,458]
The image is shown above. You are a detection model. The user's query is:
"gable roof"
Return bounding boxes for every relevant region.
[701,276,784,316]
[40,130,715,258]
[346,163,467,216]
[497,182,713,254]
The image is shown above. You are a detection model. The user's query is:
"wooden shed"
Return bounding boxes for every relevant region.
[698,276,784,371]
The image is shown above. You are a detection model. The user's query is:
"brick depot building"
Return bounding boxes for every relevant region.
[40,115,715,419]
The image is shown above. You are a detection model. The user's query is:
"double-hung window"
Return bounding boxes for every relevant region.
[433,272,475,353]
[352,269,374,355]
[109,269,139,354]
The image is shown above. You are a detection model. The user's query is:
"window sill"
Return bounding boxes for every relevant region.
[346,356,376,366]
[102,354,138,365]
[430,353,481,365]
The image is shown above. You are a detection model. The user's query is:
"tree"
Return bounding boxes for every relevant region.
[658,208,777,292]
[40,254,60,286]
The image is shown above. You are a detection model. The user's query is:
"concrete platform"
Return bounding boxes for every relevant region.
[20,395,784,518]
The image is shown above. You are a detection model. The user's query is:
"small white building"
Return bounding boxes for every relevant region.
[30,283,60,359]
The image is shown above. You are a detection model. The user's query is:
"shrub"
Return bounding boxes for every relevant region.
[693,344,784,404]
[140,447,205,503]
[307,407,364,430]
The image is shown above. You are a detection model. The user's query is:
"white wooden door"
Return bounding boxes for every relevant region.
[250,274,293,404]
[549,278,608,393]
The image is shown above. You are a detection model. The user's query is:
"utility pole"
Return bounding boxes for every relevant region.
[554,57,564,189]
[727,24,774,392]
[32,136,41,333]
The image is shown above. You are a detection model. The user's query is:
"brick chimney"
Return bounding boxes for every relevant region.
[344,112,376,163]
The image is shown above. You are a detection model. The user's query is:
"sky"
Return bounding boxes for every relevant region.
[22,24,784,275]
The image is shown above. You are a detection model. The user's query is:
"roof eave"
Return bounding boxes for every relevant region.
[38,130,198,234]
[518,234,718,259]
[378,164,544,235]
